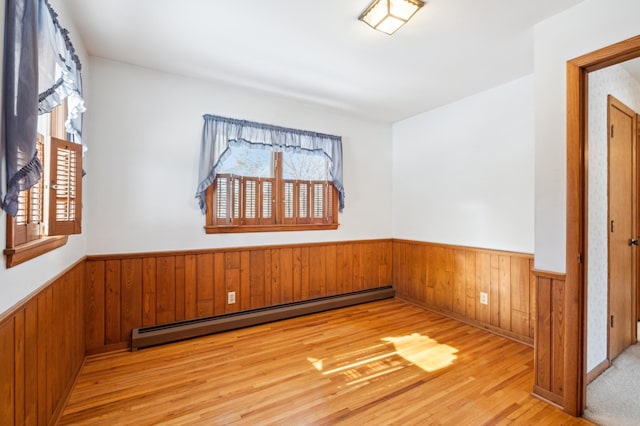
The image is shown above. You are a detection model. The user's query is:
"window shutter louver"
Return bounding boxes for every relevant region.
[48,137,82,236]
[27,137,45,237]
[215,176,229,223]
[327,183,335,224]
[297,182,311,224]
[312,182,324,222]
[260,179,275,224]
[13,135,45,245]
[283,180,295,224]
[232,176,241,223]
[243,178,260,225]
[15,191,28,226]
[245,179,257,219]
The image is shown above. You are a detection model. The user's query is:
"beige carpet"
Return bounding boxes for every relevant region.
[584,343,640,426]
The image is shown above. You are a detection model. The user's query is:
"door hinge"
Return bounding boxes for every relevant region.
[578,253,583,263]
[611,220,615,233]
[610,315,614,328]
[611,124,615,138]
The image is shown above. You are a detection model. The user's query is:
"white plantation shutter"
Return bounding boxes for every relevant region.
[48,137,82,236]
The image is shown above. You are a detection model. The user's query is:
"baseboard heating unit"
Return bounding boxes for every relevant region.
[131,285,395,350]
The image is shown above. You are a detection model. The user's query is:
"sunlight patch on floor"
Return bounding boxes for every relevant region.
[383,333,458,372]
[307,333,458,385]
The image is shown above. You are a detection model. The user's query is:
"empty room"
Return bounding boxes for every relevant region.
[1,0,640,424]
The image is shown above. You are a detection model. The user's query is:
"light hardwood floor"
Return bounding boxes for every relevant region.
[58,299,592,425]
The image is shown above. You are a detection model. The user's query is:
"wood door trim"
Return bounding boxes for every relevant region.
[566,34,640,416]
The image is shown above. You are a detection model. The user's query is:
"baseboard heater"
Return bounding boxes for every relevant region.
[131,285,395,350]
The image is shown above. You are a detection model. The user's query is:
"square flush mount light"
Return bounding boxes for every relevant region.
[359,0,425,35]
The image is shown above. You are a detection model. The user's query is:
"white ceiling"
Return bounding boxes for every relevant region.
[64,0,584,123]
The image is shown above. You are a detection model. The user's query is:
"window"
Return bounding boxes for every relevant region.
[2,0,85,267]
[4,102,83,267]
[206,146,338,233]
[197,115,345,234]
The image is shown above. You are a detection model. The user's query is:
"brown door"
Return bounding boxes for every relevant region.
[608,95,637,361]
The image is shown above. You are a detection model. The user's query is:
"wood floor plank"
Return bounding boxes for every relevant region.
[58,299,592,425]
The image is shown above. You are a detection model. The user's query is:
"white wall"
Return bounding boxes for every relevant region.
[534,0,640,272]
[84,58,392,255]
[392,75,535,253]
[586,65,640,371]
[0,0,88,315]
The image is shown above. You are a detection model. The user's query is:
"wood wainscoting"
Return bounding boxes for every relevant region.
[84,239,393,354]
[1,238,577,424]
[0,261,85,426]
[531,269,566,408]
[392,240,535,345]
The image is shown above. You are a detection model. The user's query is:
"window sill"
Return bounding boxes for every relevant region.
[4,236,69,268]
[205,223,339,234]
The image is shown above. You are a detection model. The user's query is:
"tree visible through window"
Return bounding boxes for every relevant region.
[206,144,338,233]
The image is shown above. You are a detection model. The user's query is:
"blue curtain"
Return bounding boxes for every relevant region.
[1,0,85,216]
[197,114,345,213]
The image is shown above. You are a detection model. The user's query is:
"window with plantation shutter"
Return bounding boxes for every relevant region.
[205,149,338,233]
[3,0,86,268]
[198,115,343,234]
[5,101,84,268]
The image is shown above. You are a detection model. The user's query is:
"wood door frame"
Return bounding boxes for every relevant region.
[566,34,640,416]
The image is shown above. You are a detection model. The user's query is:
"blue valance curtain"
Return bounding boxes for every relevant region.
[1,0,85,216]
[196,114,345,213]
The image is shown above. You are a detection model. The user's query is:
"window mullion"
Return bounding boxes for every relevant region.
[274,152,283,224]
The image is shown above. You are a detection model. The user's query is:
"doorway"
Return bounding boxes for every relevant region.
[565,35,640,416]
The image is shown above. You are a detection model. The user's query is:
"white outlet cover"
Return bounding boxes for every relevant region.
[480,292,488,305]
[228,291,236,304]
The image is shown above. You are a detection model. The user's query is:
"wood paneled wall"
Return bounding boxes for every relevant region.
[0,238,551,425]
[0,261,85,426]
[392,240,535,344]
[84,240,393,353]
[532,270,566,407]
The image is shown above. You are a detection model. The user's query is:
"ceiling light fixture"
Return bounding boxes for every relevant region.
[358,0,425,35]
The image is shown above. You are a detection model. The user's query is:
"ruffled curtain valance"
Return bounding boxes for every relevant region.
[1,0,85,216]
[196,114,345,213]
[37,0,85,140]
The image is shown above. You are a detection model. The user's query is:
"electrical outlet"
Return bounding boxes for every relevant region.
[480,292,488,305]
[227,291,236,304]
